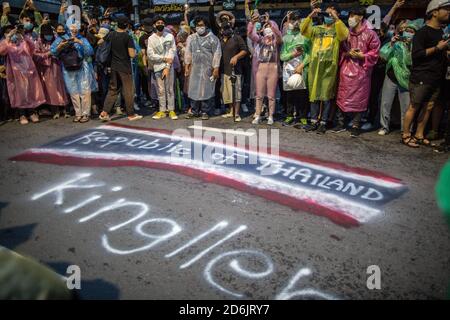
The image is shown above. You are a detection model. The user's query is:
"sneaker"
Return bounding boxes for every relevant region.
[378,128,389,136]
[283,116,295,126]
[128,114,143,121]
[19,116,29,125]
[241,104,249,113]
[53,112,60,120]
[152,111,167,120]
[234,115,242,123]
[169,111,178,120]
[99,112,110,122]
[316,123,327,135]
[64,112,71,119]
[185,112,196,119]
[304,122,318,132]
[434,143,449,153]
[349,127,361,137]
[267,116,274,126]
[252,116,261,125]
[115,106,123,115]
[30,113,39,123]
[331,124,346,133]
[201,113,209,120]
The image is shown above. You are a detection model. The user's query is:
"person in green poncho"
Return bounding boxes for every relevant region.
[300,5,349,134]
[378,21,420,136]
[280,12,311,127]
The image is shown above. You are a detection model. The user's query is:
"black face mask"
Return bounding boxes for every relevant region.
[222,28,233,37]
[155,25,165,32]
[57,32,66,37]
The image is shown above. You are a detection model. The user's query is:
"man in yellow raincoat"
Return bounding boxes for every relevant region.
[301,5,349,134]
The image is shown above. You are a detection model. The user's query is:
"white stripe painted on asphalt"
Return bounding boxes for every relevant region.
[188,125,256,137]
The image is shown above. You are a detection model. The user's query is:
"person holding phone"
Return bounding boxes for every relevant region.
[335,6,380,137]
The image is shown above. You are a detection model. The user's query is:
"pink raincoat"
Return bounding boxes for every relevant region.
[33,39,69,107]
[336,21,380,113]
[0,35,46,109]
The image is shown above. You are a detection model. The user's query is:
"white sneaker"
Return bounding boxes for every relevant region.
[378,128,389,136]
[222,112,233,119]
[267,117,274,126]
[115,107,123,115]
[252,116,261,125]
[234,116,242,122]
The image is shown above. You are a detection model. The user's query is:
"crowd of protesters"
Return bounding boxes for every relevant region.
[0,0,449,153]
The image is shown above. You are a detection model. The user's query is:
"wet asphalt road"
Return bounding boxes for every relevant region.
[0,112,449,300]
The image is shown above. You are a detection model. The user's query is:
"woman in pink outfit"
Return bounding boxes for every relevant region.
[34,23,69,119]
[0,27,46,125]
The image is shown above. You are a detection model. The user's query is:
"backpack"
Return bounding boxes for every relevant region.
[95,39,112,68]
[59,42,83,71]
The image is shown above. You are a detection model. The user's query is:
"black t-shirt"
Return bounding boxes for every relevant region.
[107,31,135,74]
[410,25,447,86]
[220,34,248,76]
[139,32,151,52]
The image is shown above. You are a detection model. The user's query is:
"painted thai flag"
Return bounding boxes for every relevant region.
[11,123,407,228]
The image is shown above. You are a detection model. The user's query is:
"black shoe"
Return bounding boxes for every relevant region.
[331,124,346,133]
[434,143,449,153]
[304,123,318,132]
[316,123,327,135]
[350,127,361,138]
[201,113,209,120]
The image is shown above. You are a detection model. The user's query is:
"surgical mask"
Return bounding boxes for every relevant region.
[348,17,358,28]
[44,35,54,42]
[403,31,414,40]
[155,25,165,32]
[10,34,18,43]
[324,16,334,25]
[288,23,294,30]
[263,27,273,37]
[24,22,33,31]
[197,26,206,35]
[57,31,66,37]
[255,22,262,31]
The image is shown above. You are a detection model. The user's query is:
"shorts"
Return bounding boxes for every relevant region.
[409,81,441,108]
[221,74,242,105]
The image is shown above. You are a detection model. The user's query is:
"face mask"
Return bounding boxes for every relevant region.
[44,35,54,42]
[255,22,262,31]
[156,25,165,32]
[57,31,66,37]
[288,23,294,30]
[10,34,18,43]
[263,27,273,37]
[197,26,206,35]
[324,16,334,25]
[24,22,33,31]
[223,28,233,37]
[386,30,394,39]
[348,17,359,28]
[403,31,414,40]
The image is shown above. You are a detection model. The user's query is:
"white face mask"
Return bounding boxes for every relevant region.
[287,23,294,30]
[348,17,359,28]
[263,27,273,37]
[197,26,206,35]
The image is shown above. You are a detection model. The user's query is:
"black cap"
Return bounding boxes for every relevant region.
[349,6,367,18]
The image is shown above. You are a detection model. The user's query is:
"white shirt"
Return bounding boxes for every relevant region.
[147,31,176,73]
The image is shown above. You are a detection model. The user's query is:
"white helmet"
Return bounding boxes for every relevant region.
[426,0,450,14]
[287,73,304,90]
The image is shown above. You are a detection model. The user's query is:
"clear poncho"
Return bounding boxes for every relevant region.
[51,35,98,95]
[300,17,349,102]
[185,31,222,101]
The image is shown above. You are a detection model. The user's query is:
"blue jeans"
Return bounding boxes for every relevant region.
[380,75,410,131]
[310,100,331,124]
[191,98,214,116]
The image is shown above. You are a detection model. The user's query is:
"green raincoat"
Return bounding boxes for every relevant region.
[280,29,311,91]
[300,17,348,102]
[380,40,412,90]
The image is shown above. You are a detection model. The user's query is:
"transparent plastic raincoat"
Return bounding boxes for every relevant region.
[185,31,221,101]
[0,35,46,109]
[300,17,349,102]
[50,34,98,95]
[336,21,380,113]
[280,29,311,91]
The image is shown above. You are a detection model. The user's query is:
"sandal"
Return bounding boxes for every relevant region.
[73,116,82,123]
[79,115,90,123]
[401,135,419,148]
[414,136,431,147]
